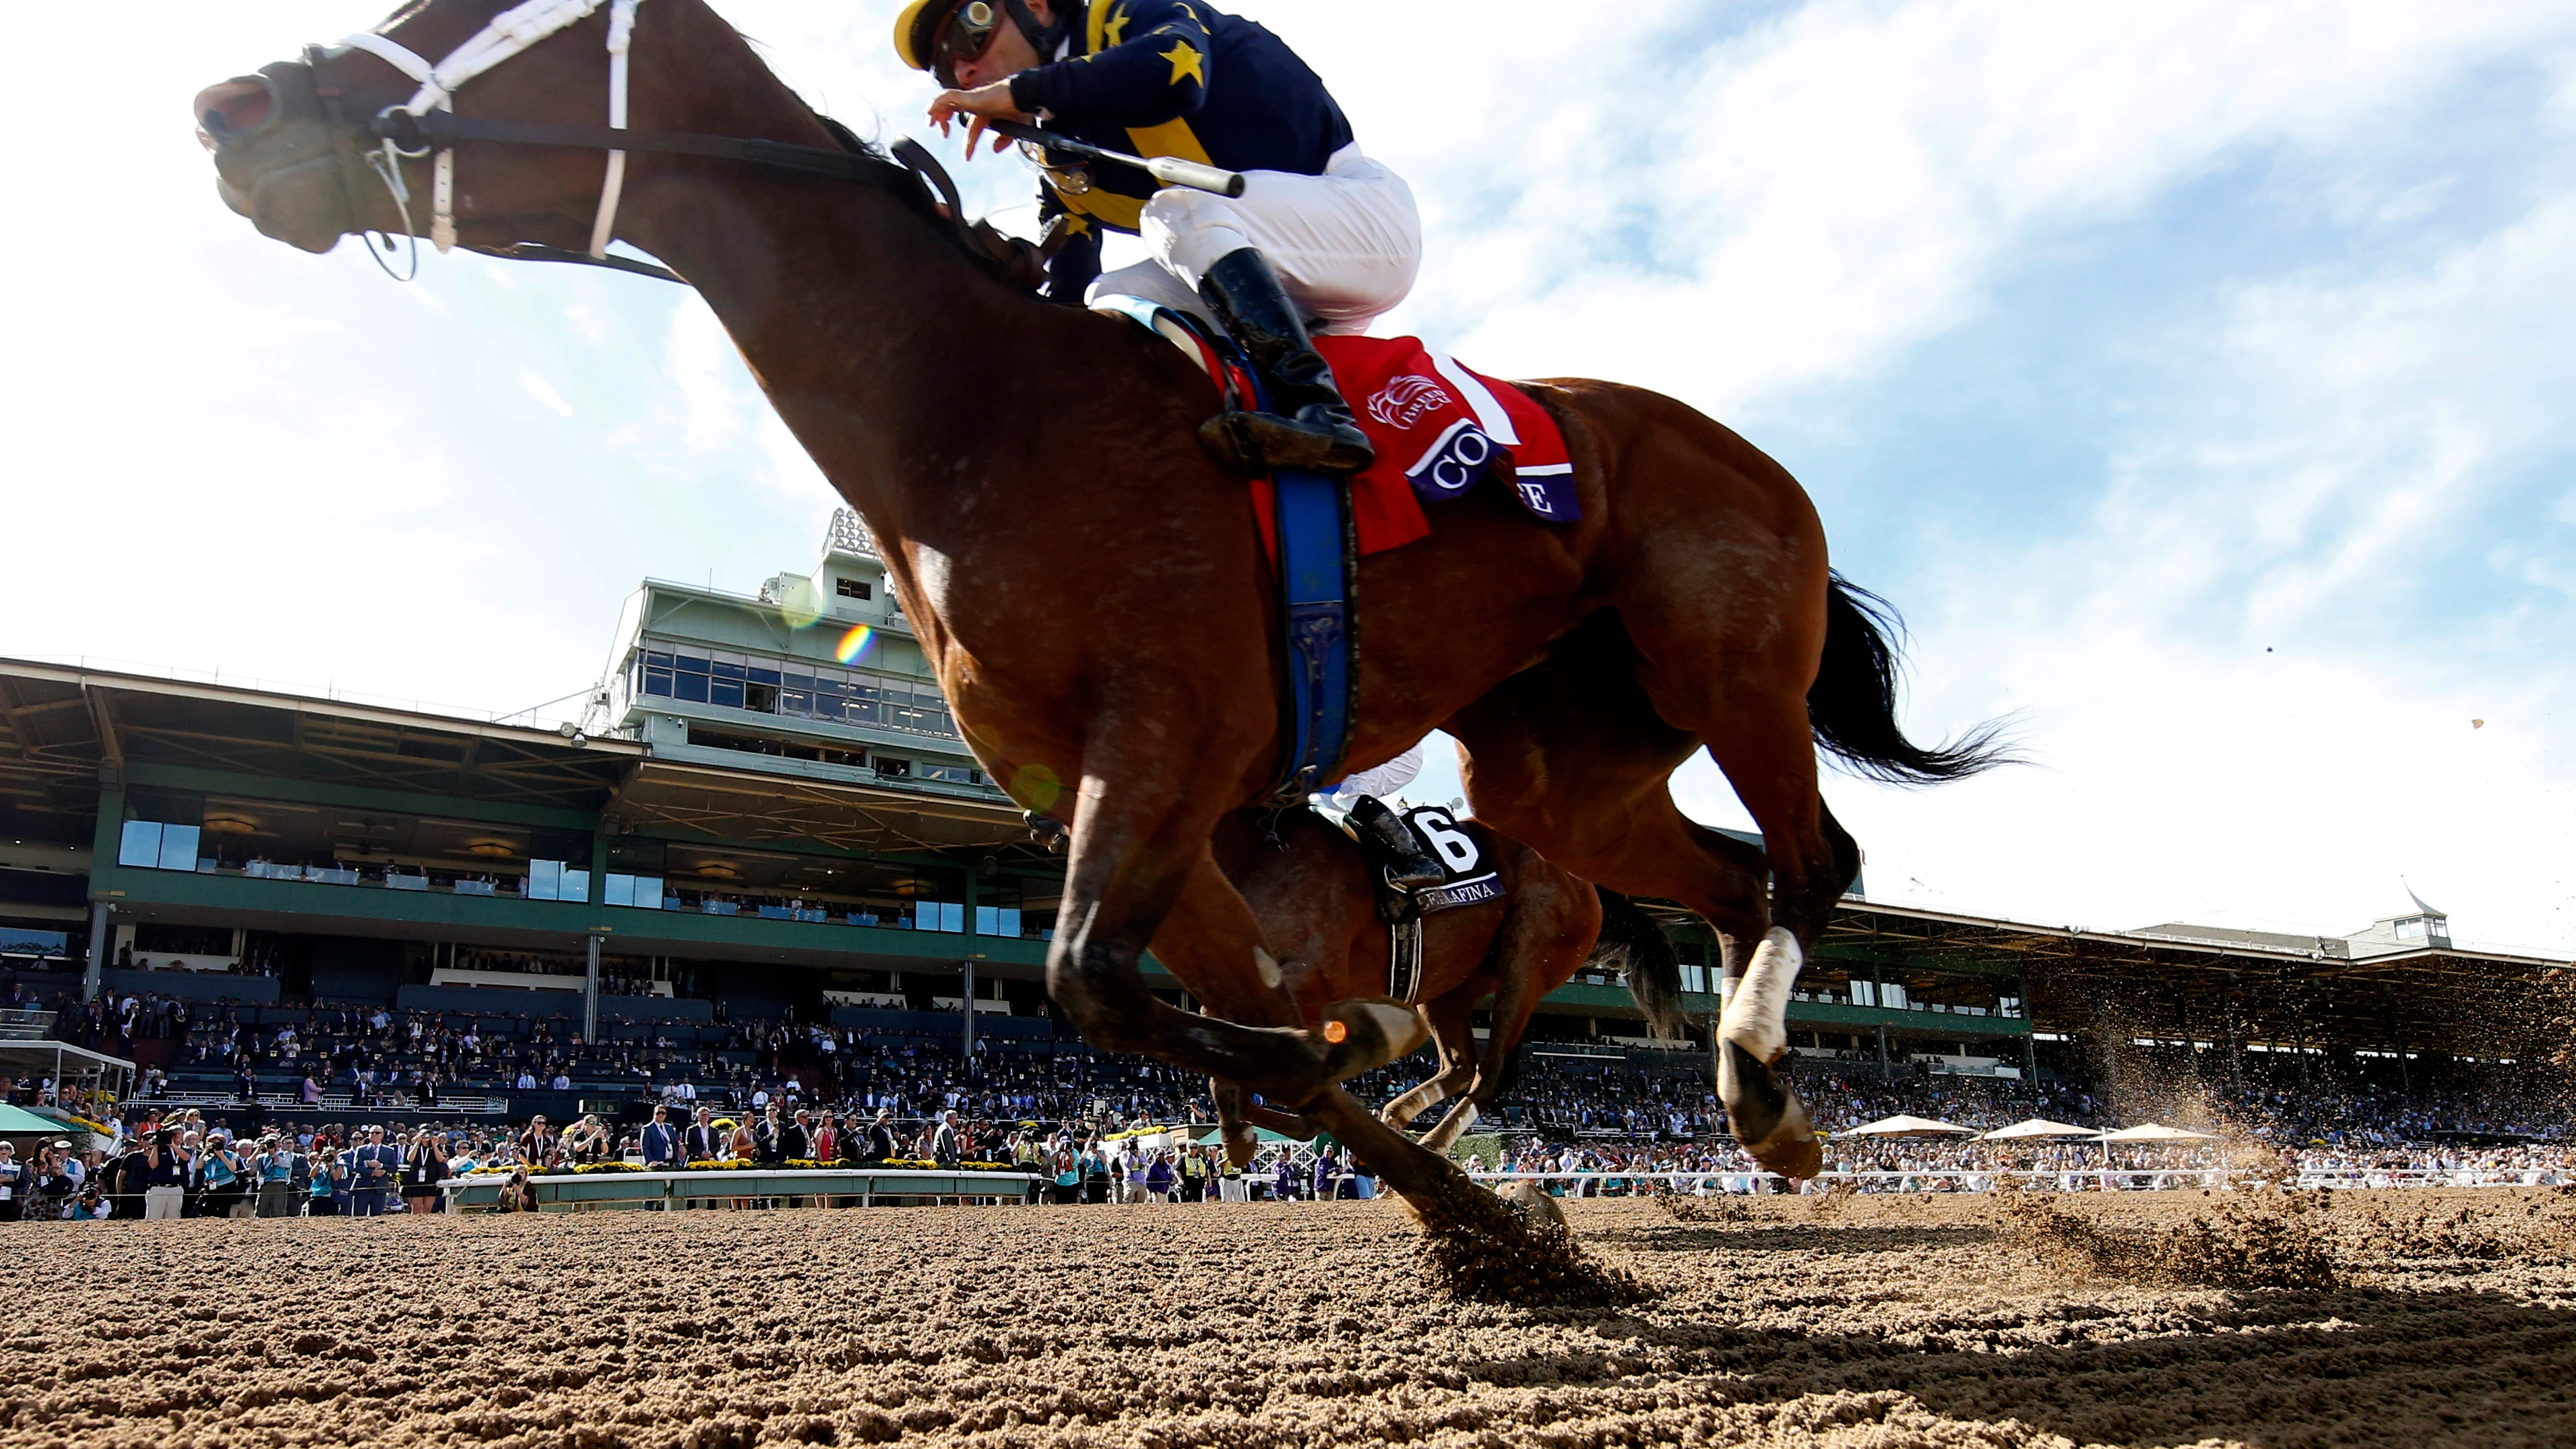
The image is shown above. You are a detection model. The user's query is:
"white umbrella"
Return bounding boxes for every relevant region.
[1978,1118,2097,1141]
[1835,1113,1977,1139]
[2098,1123,2218,1142]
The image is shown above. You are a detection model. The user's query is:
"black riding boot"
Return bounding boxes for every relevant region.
[1195,247,1375,476]
[1346,794,1445,892]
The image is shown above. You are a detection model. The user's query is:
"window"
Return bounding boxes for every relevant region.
[835,577,871,600]
[673,651,712,703]
[874,758,910,777]
[2395,918,2427,941]
[920,762,976,783]
[117,821,202,872]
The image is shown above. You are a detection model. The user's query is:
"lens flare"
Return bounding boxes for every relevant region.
[835,624,875,665]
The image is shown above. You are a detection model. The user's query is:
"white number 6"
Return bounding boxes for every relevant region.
[1410,808,1481,873]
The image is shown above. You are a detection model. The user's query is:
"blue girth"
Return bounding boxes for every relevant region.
[1266,463,1354,803]
[1092,297,1354,803]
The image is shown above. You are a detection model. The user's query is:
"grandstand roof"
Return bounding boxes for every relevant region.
[1818,898,2567,1060]
[0,658,1036,859]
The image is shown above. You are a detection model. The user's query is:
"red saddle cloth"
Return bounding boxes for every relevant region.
[1250,335,1579,562]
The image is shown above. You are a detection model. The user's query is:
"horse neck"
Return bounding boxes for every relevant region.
[617,5,1037,538]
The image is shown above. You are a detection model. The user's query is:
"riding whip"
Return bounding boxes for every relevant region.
[982,119,1247,198]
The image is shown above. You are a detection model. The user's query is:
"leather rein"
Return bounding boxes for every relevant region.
[309,0,999,288]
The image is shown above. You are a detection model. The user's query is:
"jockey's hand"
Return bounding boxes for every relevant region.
[929,83,1030,158]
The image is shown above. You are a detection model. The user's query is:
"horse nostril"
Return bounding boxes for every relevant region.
[191,78,276,144]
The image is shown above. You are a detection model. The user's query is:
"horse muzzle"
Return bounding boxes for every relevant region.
[194,61,363,254]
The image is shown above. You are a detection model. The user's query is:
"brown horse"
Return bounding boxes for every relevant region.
[1193,806,1686,1161]
[191,0,2004,1208]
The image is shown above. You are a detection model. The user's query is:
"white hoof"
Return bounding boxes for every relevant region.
[1717,927,1800,1063]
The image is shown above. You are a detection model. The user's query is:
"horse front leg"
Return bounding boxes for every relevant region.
[1049,760,1427,1105]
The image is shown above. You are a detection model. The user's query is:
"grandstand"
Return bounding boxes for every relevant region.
[1,513,2560,1128]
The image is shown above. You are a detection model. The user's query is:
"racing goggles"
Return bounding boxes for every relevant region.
[933,1,1003,87]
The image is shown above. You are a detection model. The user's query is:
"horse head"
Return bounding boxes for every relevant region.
[193,0,672,259]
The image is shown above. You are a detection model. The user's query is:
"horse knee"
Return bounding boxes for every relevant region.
[1048,940,1151,1051]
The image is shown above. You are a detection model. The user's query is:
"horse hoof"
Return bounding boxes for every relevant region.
[1317,999,1430,1080]
[1718,1040,1823,1179]
[1499,1179,1566,1229]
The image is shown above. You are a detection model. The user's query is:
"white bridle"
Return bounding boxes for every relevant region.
[331,0,643,259]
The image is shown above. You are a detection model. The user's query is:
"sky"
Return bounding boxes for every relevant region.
[3,1,2571,954]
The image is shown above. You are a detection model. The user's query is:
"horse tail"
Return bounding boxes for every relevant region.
[1592,887,1689,1041]
[1807,572,2016,784]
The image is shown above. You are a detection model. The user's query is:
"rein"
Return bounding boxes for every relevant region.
[315,0,976,287]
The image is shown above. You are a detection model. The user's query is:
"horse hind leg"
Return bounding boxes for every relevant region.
[1383,991,1478,1132]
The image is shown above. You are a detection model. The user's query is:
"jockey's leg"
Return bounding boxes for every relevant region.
[1115,147,1420,475]
[1341,794,1445,892]
[1192,248,1375,475]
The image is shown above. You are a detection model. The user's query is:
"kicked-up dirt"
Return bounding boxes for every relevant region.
[4,1188,2573,1448]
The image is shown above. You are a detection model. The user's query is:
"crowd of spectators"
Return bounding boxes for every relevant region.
[6,969,2571,1221]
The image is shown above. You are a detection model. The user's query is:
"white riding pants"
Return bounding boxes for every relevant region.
[1089,145,1420,336]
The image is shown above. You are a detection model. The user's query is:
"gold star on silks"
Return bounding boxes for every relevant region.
[1162,40,1203,86]
[1102,6,1129,47]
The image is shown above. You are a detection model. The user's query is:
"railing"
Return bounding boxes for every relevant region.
[1468,1167,2567,1194]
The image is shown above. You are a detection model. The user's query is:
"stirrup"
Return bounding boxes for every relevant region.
[1199,408,1373,476]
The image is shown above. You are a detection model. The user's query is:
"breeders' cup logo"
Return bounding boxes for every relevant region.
[1365,373,1455,430]
[1403,419,1496,499]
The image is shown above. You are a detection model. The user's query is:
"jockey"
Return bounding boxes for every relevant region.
[894,0,1420,476]
[1318,741,1445,893]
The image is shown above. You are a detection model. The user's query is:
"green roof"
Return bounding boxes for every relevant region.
[0,1105,74,1136]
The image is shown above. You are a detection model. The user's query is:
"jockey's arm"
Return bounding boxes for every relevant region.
[1009,1,1214,126]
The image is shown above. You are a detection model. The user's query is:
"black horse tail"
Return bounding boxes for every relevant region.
[1808,572,2017,785]
[1592,888,1689,1041]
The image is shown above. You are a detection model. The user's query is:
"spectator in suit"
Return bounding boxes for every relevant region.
[348,1126,402,1216]
[862,1109,901,1165]
[932,1109,963,1168]
[641,1105,683,1169]
[682,1107,725,1163]
[785,1109,817,1162]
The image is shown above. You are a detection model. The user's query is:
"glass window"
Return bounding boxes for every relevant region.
[920,762,974,783]
[528,860,564,901]
[835,577,871,599]
[709,679,745,709]
[560,869,590,902]
[748,662,782,687]
[780,686,813,717]
[643,668,674,698]
[158,824,201,871]
[119,820,164,869]
[674,672,709,704]
[710,652,747,680]
[675,651,711,677]
[645,648,674,669]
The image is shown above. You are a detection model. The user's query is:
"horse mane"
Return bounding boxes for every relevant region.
[722,16,1031,292]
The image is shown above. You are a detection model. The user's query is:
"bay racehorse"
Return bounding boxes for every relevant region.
[1193,806,1687,1161]
[191,0,2004,1211]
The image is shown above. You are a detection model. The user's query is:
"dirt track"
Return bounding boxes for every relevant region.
[6,1190,2571,1448]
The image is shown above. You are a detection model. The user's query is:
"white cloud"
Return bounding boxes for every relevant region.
[1779,191,2576,952]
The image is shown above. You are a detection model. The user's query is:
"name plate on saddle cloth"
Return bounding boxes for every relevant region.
[1317,337,1582,534]
[1385,806,1505,1004]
